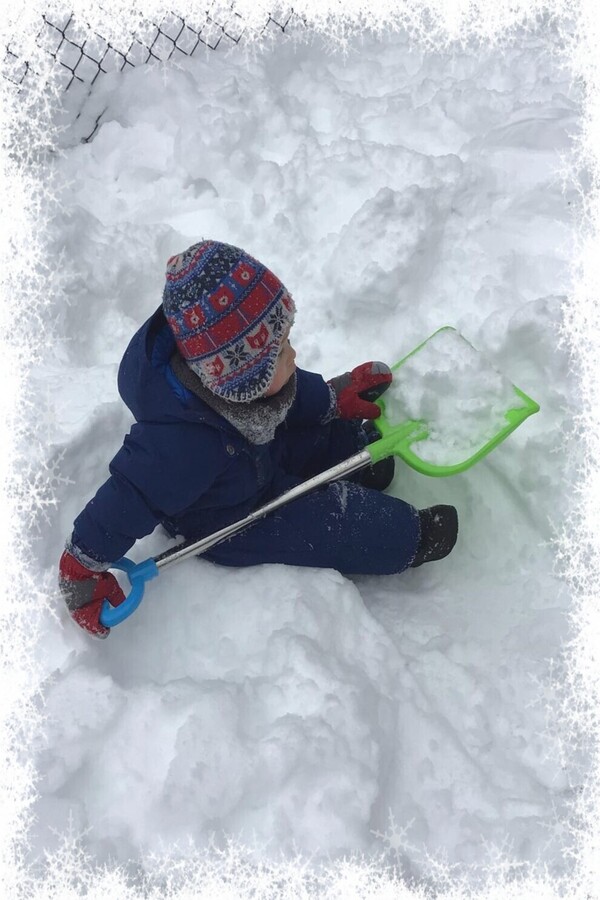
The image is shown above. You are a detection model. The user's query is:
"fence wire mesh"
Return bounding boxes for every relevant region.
[4,7,301,140]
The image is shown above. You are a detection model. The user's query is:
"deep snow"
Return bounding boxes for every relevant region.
[29,21,582,886]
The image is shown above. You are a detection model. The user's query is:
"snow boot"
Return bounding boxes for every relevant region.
[355,454,395,491]
[353,420,395,492]
[410,505,458,567]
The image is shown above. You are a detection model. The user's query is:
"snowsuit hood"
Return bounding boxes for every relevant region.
[117,306,236,435]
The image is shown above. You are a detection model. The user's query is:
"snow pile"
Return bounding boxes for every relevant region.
[29,22,582,890]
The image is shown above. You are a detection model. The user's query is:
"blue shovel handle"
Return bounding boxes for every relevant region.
[99,557,160,628]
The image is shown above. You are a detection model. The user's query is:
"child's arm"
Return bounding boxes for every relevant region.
[60,421,227,638]
[287,363,392,426]
[59,467,162,639]
[285,368,334,425]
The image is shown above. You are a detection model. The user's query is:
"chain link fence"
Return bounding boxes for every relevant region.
[4,7,302,141]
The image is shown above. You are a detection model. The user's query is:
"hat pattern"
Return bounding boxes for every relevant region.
[163,241,295,402]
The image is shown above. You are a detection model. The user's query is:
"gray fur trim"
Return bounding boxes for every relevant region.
[171,351,297,445]
[65,539,110,572]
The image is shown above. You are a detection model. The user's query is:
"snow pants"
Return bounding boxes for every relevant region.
[202,419,421,576]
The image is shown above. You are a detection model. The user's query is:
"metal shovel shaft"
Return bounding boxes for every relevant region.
[153,448,373,570]
[100,448,374,628]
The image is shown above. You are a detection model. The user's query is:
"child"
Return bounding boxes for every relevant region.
[59,240,458,638]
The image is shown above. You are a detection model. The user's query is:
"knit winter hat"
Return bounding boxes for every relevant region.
[163,240,296,402]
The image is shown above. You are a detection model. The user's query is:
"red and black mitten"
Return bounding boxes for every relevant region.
[328,361,392,420]
[58,550,126,639]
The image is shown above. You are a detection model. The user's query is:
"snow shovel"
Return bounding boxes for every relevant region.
[373,325,540,477]
[100,325,539,628]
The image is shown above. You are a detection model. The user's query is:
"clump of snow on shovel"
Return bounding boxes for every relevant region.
[383,328,527,465]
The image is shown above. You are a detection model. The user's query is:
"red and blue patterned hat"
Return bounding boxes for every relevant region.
[163,241,295,402]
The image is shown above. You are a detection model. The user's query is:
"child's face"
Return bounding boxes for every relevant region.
[264,329,296,397]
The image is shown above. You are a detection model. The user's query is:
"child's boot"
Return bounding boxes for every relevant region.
[410,505,458,567]
[354,421,395,491]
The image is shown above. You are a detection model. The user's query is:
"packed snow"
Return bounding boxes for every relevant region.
[29,20,582,889]
[381,327,531,466]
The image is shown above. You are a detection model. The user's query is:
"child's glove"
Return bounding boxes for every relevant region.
[328,361,392,420]
[58,550,126,639]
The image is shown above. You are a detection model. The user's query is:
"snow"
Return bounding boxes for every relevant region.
[381,327,529,466]
[31,22,582,889]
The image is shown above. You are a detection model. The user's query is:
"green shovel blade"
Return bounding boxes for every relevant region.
[368,326,540,477]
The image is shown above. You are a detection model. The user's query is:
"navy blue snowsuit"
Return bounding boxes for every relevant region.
[71,307,420,574]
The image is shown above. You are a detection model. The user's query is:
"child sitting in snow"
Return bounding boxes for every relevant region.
[59,240,458,638]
